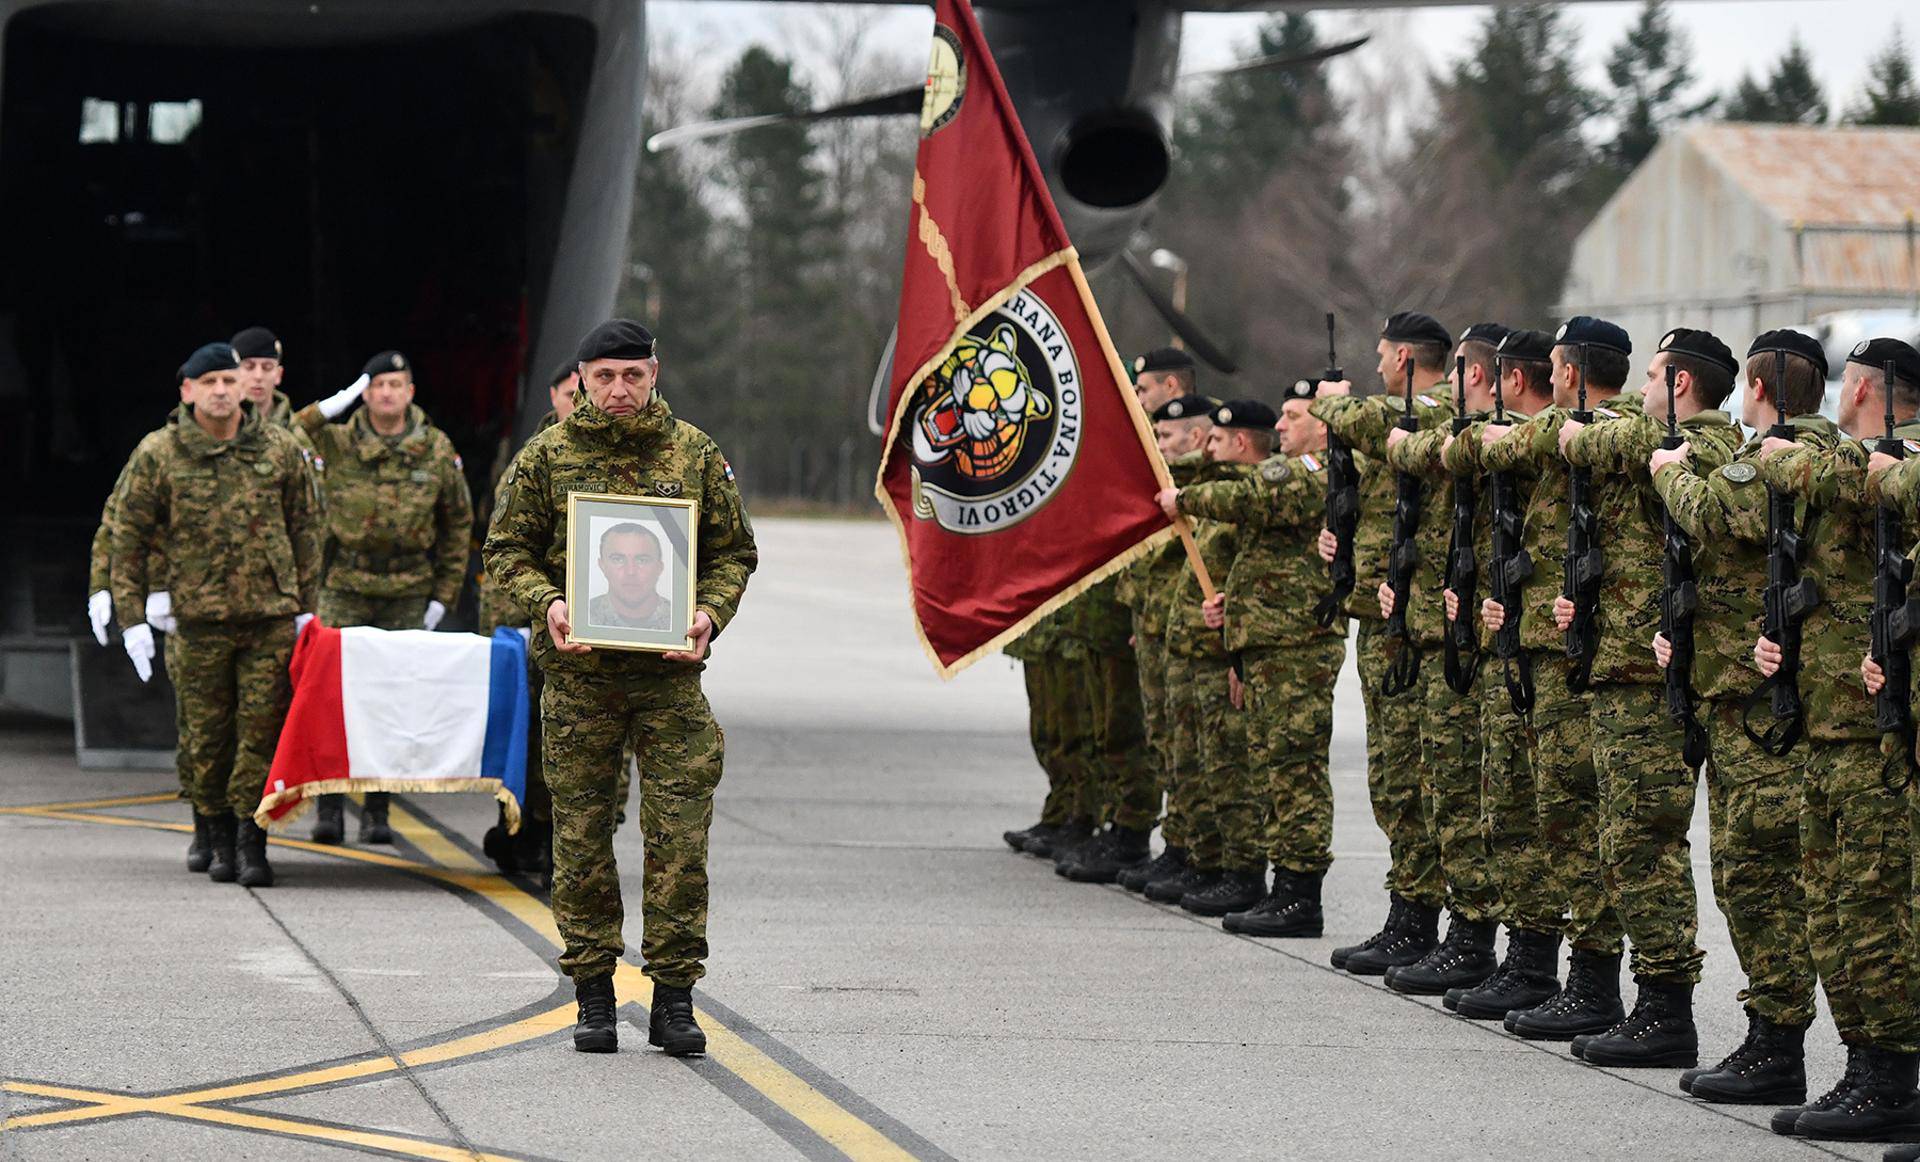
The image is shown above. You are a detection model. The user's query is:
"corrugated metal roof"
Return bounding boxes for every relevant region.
[1688,123,1920,228]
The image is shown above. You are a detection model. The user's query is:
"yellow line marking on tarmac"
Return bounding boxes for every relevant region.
[2,789,928,1161]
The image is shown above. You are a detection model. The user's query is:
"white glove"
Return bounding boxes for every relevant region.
[294,612,315,636]
[123,623,155,683]
[88,590,112,646]
[423,600,447,631]
[144,590,177,635]
[317,374,369,420]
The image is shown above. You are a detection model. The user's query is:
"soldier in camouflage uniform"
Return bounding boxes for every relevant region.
[1001,606,1091,857]
[232,326,295,427]
[484,319,757,1057]
[1552,324,1741,1069]
[1310,312,1452,976]
[294,350,475,845]
[1759,337,1920,1141]
[1053,572,1159,881]
[1647,331,1829,1105]
[1437,328,1566,1021]
[111,342,321,890]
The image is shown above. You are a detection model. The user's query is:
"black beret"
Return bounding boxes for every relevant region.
[1132,347,1196,376]
[1553,315,1632,356]
[181,342,239,380]
[548,361,580,389]
[1213,399,1279,430]
[362,350,410,379]
[1152,395,1217,422]
[1280,378,1317,402]
[230,326,282,361]
[575,319,656,363]
[1496,329,1555,363]
[1748,329,1829,381]
[1847,337,1920,388]
[1657,327,1738,377]
[1459,323,1511,348]
[1381,311,1450,348]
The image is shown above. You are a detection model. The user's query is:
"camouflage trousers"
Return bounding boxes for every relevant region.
[172,617,295,818]
[1700,698,1814,1026]
[1532,653,1622,953]
[543,668,723,987]
[1241,640,1343,875]
[1164,650,1244,870]
[1418,661,1496,920]
[318,589,428,631]
[1590,681,1703,982]
[1022,656,1093,826]
[1354,618,1443,906]
[1085,650,1158,832]
[163,634,189,800]
[1482,670,1561,934]
[1803,737,1918,1049]
[1134,633,1174,843]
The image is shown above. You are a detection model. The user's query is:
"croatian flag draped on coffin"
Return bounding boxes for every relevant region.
[875,0,1174,678]
[256,624,530,829]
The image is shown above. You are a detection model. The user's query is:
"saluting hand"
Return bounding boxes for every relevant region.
[548,599,591,654]
[664,610,715,664]
[1864,653,1886,695]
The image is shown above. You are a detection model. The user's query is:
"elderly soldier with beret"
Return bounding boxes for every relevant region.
[485,319,758,1057]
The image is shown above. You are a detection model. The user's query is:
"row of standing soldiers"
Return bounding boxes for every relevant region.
[1003,318,1920,1152]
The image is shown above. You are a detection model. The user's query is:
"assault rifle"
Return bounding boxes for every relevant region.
[1658,362,1706,767]
[1562,344,1603,691]
[1443,354,1482,695]
[1871,356,1920,788]
[1487,350,1534,713]
[1315,312,1361,627]
[1381,353,1423,696]
[1742,349,1818,756]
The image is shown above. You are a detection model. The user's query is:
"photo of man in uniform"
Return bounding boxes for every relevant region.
[586,521,674,632]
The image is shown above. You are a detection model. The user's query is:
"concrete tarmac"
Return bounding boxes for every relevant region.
[0,516,1890,1160]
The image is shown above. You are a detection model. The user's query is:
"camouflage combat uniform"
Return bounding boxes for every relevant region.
[1761,421,1920,1052]
[93,438,186,796]
[110,402,321,817]
[1177,450,1346,875]
[1564,398,1739,984]
[262,390,294,428]
[1061,577,1157,832]
[1312,392,1447,907]
[483,391,757,988]
[1652,416,1833,1028]
[1003,608,1090,827]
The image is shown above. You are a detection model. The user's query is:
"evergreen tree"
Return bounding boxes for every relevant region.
[1846,27,1920,126]
[1177,14,1342,202]
[1448,5,1598,179]
[1721,37,1829,124]
[1600,0,1713,171]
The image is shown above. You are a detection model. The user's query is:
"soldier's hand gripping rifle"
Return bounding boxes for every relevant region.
[1381,352,1424,696]
[1871,356,1920,789]
[1562,344,1604,691]
[1742,349,1818,756]
[1487,351,1535,713]
[1443,353,1482,695]
[1315,313,1361,627]
[1658,362,1707,767]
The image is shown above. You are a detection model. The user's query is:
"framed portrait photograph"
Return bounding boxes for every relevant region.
[563,491,699,652]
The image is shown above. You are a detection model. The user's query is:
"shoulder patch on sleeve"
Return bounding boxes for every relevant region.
[1722,462,1758,484]
[1259,458,1291,483]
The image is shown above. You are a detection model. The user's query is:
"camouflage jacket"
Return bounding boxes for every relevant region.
[480,411,560,632]
[91,411,183,594]
[1654,416,1837,702]
[110,402,321,627]
[1115,451,1203,639]
[1056,577,1133,659]
[264,390,293,427]
[1441,405,1538,649]
[1177,450,1346,652]
[1310,388,1451,621]
[1565,399,1739,685]
[1164,459,1253,661]
[483,391,758,677]
[1385,407,1477,646]
[1002,605,1069,662]
[1758,415,1920,740]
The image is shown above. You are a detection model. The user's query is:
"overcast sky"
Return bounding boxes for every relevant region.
[650,1,1914,115]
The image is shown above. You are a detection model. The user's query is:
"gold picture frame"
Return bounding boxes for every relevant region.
[563,491,699,653]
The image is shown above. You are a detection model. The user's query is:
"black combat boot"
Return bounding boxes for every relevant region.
[186,811,214,873]
[1577,977,1697,1068]
[1509,949,1622,1039]
[1793,1046,1920,1141]
[572,974,618,1053]
[1056,826,1110,876]
[1181,867,1266,917]
[206,812,238,883]
[1004,821,1056,853]
[235,818,275,889]
[1774,1044,1867,1134]
[1452,929,1561,1020]
[1388,912,1499,995]
[311,794,346,845]
[1224,870,1323,937]
[1690,1010,1807,1105]
[1025,816,1090,859]
[1146,866,1218,904]
[359,792,395,845]
[1332,895,1405,970]
[1118,845,1186,893]
[1888,1147,1920,1161]
[1063,826,1150,883]
[1343,899,1440,976]
[649,985,707,1056]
